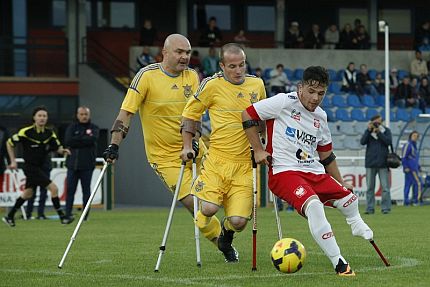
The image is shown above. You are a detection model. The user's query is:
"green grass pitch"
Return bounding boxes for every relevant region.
[1,205,429,287]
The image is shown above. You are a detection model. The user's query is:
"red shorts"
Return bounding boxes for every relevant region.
[269,170,351,215]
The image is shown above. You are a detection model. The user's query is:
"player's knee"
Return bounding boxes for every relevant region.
[227,216,247,232]
[335,193,358,210]
[180,195,194,213]
[201,202,218,217]
[22,188,33,200]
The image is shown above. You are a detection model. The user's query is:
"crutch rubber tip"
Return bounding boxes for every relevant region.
[197,263,202,267]
[154,270,159,273]
[252,267,257,271]
[58,266,62,269]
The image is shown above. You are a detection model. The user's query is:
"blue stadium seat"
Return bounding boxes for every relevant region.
[367,69,377,80]
[397,70,409,80]
[328,82,341,94]
[327,69,337,81]
[366,108,379,120]
[294,69,304,81]
[381,109,397,122]
[321,96,331,108]
[351,108,367,121]
[347,94,363,107]
[396,108,410,122]
[375,95,385,107]
[284,68,294,80]
[335,108,352,121]
[411,108,422,119]
[426,108,430,114]
[324,108,335,122]
[331,95,348,107]
[361,95,378,107]
[263,68,272,81]
[337,69,345,81]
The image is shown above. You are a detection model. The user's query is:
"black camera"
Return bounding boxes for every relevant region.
[372,122,380,128]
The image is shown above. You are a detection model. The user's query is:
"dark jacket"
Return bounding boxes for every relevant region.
[0,126,9,173]
[65,121,99,170]
[360,126,392,168]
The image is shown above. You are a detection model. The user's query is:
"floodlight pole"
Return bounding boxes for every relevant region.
[383,23,390,128]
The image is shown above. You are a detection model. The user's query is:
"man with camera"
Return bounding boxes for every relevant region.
[360,114,393,214]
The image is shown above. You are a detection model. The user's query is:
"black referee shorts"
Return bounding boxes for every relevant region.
[23,164,51,189]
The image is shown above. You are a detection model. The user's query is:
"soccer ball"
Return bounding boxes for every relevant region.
[270,238,306,273]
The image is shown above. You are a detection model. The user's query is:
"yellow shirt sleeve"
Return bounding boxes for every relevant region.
[121,71,148,114]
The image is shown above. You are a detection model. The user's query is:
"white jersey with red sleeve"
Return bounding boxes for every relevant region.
[246,91,332,175]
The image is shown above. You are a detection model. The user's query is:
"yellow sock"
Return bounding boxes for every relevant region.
[195,211,221,243]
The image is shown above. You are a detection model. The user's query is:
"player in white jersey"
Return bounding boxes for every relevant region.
[242,66,373,276]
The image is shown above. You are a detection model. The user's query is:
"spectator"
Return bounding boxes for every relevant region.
[324,24,339,49]
[360,114,392,214]
[62,106,99,224]
[140,19,157,46]
[0,126,10,194]
[418,77,430,112]
[402,131,423,206]
[304,24,324,49]
[353,18,362,35]
[395,76,416,108]
[269,64,293,95]
[341,62,359,94]
[339,24,356,49]
[199,16,222,47]
[254,67,268,95]
[414,21,430,49]
[136,46,155,70]
[389,68,399,96]
[410,50,428,79]
[154,47,163,62]
[285,21,304,48]
[234,29,250,46]
[202,46,220,77]
[189,50,204,81]
[355,25,370,49]
[373,72,385,95]
[357,64,378,98]
[418,37,430,52]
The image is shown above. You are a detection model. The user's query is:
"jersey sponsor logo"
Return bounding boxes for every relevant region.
[291,109,301,121]
[322,231,334,239]
[249,91,258,103]
[195,180,205,193]
[285,126,296,138]
[171,84,179,90]
[294,185,306,198]
[237,92,244,98]
[295,148,315,165]
[288,94,297,99]
[183,84,192,98]
[342,194,358,208]
[313,119,320,128]
[296,130,317,145]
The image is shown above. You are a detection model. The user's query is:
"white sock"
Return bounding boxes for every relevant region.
[333,193,373,240]
[305,199,346,268]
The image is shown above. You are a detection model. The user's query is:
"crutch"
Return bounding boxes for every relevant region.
[251,149,258,271]
[192,156,201,267]
[154,155,191,272]
[369,239,390,267]
[58,162,109,268]
[272,192,283,240]
[10,169,27,220]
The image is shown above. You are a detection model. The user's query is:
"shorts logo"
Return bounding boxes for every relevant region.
[194,181,205,193]
[313,119,320,128]
[291,109,301,121]
[342,194,357,208]
[183,84,192,98]
[322,231,334,239]
[294,185,306,198]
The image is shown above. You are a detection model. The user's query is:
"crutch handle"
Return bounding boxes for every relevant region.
[267,156,272,164]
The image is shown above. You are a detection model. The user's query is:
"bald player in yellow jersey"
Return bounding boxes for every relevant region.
[181,43,266,262]
[103,34,221,245]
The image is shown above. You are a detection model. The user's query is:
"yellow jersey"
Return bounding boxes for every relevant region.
[183,72,266,161]
[121,63,200,163]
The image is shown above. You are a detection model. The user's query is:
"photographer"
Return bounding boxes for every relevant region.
[360,114,392,214]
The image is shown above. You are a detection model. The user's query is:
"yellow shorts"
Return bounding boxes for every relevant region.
[192,152,253,219]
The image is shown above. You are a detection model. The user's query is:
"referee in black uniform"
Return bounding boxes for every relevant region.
[2,106,71,227]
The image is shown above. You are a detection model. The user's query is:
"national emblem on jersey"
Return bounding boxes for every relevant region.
[294,186,306,198]
[249,91,258,103]
[183,84,192,98]
[291,109,301,121]
[194,180,205,193]
[313,119,320,128]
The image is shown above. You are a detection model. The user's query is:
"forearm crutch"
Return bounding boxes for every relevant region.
[154,160,187,272]
[272,193,283,240]
[369,239,390,267]
[251,149,258,271]
[58,162,109,268]
[10,169,27,220]
[192,157,202,267]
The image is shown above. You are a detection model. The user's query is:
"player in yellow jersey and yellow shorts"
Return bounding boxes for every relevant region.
[103,34,221,245]
[181,43,266,262]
